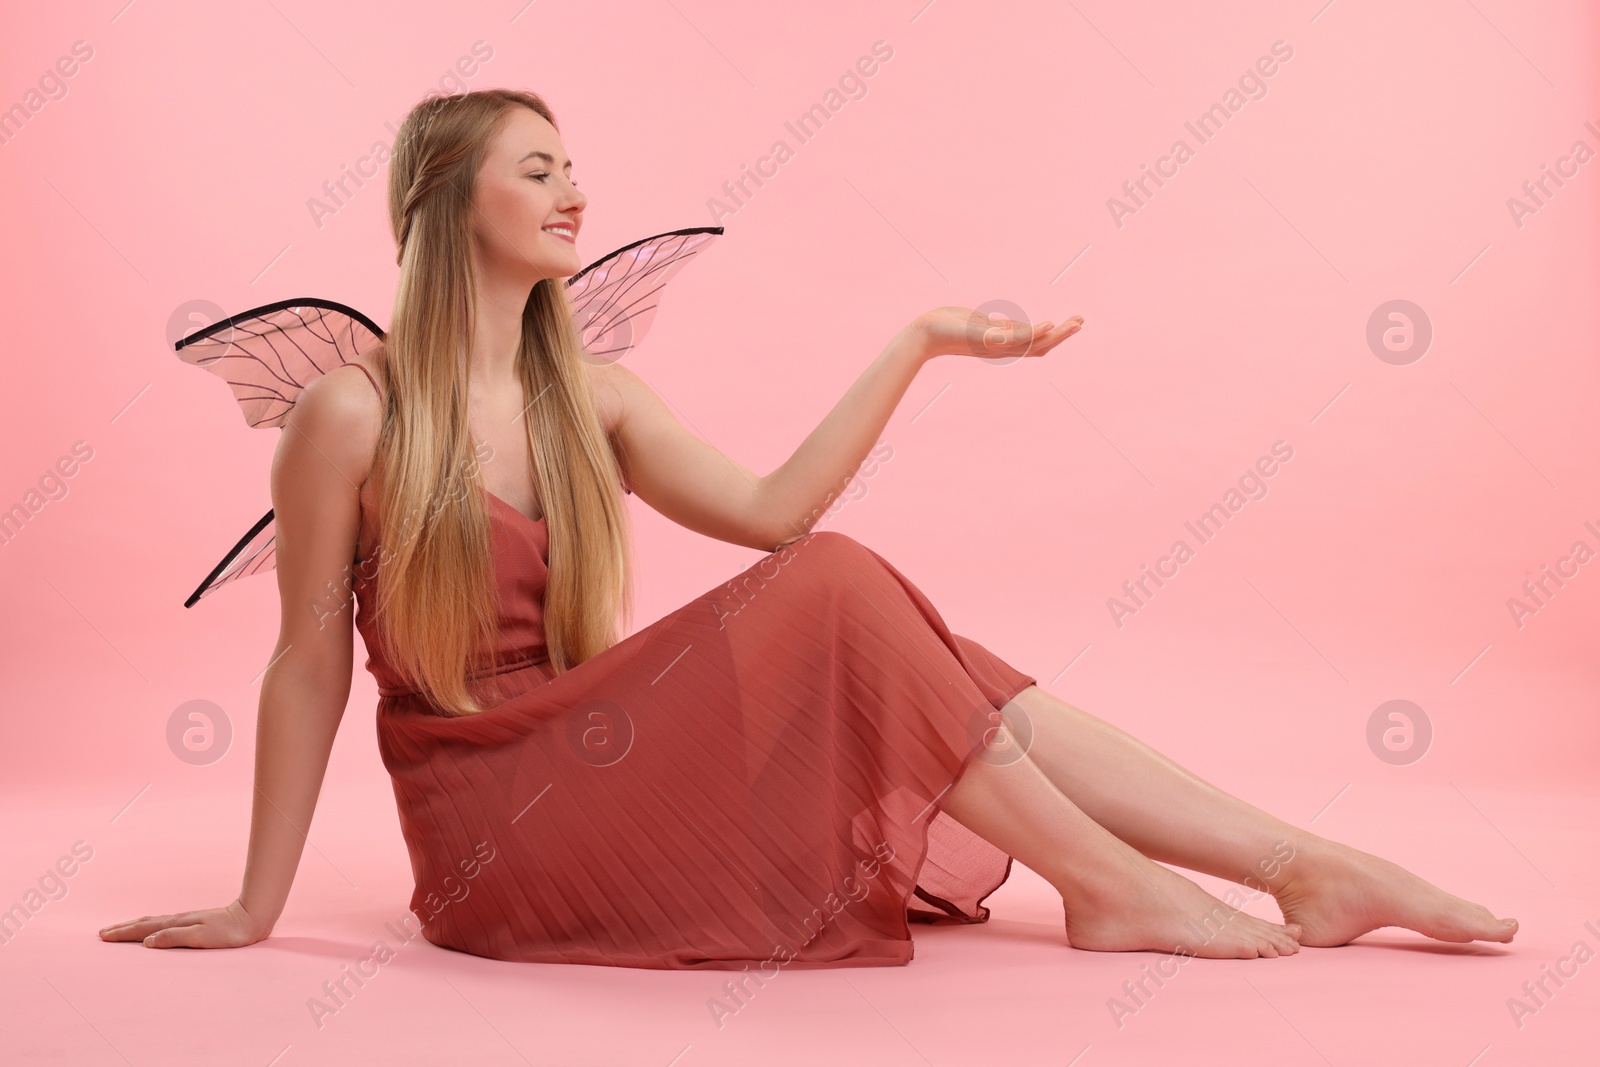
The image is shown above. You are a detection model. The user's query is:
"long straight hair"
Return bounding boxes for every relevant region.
[369,88,633,716]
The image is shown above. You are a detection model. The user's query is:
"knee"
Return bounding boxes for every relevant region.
[776,531,891,596]
[786,529,872,566]
[799,528,854,549]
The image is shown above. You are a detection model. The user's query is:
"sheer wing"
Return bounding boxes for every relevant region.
[567,225,723,363]
[174,298,386,430]
[174,298,383,607]
[182,510,276,609]
[179,224,725,607]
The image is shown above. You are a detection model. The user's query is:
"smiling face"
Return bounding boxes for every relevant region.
[468,106,587,288]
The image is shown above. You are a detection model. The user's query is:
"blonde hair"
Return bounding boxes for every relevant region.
[368,87,633,716]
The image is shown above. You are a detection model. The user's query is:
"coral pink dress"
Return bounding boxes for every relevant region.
[350,392,1038,972]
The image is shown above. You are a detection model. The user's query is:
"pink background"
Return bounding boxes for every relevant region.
[2,1,1595,1064]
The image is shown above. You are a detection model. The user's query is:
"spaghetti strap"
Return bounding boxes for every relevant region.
[351,361,383,400]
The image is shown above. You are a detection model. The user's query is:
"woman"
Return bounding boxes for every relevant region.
[100,89,1516,968]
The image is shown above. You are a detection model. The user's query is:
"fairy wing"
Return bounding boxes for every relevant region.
[178,224,725,607]
[181,511,278,609]
[174,298,386,430]
[565,225,723,363]
[174,298,384,607]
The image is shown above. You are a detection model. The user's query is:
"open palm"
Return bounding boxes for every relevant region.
[912,305,1084,361]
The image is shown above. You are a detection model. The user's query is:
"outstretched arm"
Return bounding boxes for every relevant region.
[606,309,1082,553]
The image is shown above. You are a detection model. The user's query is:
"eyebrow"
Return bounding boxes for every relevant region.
[516,150,572,168]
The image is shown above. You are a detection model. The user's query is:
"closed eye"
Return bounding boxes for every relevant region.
[528,172,578,187]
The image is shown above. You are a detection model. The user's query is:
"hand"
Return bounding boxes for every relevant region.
[98,898,271,949]
[907,306,1084,363]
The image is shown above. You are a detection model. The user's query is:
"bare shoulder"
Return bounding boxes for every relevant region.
[585,358,641,435]
[282,344,387,489]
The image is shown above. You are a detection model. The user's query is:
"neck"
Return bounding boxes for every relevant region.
[468,271,541,389]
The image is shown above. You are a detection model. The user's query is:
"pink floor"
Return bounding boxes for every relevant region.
[6,771,1595,1065]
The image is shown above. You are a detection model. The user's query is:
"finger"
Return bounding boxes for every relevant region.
[1010,322,1056,353]
[100,913,195,940]
[1014,322,1048,346]
[100,912,181,935]
[1030,318,1076,340]
[100,917,162,940]
[143,923,207,949]
[1036,319,1084,353]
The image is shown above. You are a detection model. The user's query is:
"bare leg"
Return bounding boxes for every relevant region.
[999,685,1518,947]
[935,741,1302,958]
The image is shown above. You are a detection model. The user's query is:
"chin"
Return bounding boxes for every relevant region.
[551,249,583,278]
[521,252,580,283]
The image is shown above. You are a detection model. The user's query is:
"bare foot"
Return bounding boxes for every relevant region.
[1272,839,1518,947]
[1061,841,1303,959]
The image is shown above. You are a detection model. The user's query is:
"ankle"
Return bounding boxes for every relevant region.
[1242,835,1320,896]
[1048,844,1149,905]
